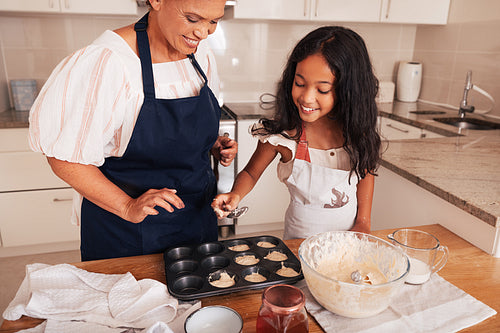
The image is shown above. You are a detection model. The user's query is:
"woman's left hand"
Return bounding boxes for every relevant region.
[211,135,238,167]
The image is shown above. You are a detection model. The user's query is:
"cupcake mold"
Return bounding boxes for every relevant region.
[163,235,303,300]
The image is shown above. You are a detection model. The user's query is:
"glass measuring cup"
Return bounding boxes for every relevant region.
[388,229,448,284]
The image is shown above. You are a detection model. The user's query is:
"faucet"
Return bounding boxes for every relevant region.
[459,71,475,118]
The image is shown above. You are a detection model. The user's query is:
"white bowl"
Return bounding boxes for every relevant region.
[184,305,243,333]
[299,231,409,318]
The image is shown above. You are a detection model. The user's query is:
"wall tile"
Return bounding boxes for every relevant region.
[457,20,500,52]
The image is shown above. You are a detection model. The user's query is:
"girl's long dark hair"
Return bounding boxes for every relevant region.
[256,26,380,180]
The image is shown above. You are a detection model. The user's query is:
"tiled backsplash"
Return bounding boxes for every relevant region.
[0,12,416,111]
[1,0,499,117]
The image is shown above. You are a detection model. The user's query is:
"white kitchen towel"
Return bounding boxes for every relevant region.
[2,263,195,330]
[298,274,496,332]
[14,319,188,333]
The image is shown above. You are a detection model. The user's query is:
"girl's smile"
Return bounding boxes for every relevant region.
[292,53,335,123]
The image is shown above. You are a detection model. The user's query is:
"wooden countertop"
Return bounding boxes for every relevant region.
[1,224,499,332]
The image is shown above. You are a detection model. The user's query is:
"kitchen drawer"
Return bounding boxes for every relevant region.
[378,117,444,140]
[0,128,31,152]
[0,151,68,192]
[0,188,78,247]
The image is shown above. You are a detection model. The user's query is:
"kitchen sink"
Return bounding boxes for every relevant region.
[433,117,500,130]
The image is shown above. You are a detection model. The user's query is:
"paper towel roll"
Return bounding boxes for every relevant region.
[396,61,422,102]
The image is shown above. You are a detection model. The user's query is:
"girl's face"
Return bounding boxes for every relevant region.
[152,0,225,58]
[292,53,336,123]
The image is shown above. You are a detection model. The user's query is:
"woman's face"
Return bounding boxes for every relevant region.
[292,53,336,124]
[151,0,226,57]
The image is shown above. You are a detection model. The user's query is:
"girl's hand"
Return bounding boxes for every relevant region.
[350,219,371,234]
[211,193,241,218]
[211,135,238,167]
[122,188,185,223]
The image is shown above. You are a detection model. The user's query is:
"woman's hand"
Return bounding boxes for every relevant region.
[211,135,238,167]
[46,157,185,224]
[123,188,185,223]
[211,193,241,218]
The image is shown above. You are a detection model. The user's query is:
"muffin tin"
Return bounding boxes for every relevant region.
[163,235,303,300]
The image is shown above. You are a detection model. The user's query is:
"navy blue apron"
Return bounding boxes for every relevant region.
[80,13,220,261]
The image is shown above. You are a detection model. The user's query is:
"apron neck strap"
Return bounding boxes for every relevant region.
[134,13,210,99]
[296,122,311,162]
[187,54,209,85]
[134,13,155,100]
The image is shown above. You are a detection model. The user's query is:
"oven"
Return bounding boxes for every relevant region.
[214,105,238,237]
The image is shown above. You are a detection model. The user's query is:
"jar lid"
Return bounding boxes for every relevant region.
[261,284,305,314]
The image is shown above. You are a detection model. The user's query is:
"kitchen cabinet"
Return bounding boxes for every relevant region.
[380,0,450,25]
[231,0,381,22]
[0,128,77,248]
[230,0,450,24]
[372,166,500,257]
[0,189,77,247]
[235,119,288,234]
[0,0,138,15]
[378,116,444,140]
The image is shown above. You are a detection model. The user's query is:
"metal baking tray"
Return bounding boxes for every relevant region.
[163,235,304,300]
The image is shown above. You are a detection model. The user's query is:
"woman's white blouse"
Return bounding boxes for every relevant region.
[28,30,220,226]
[29,30,221,166]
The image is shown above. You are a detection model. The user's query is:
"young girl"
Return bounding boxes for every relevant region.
[213,26,380,239]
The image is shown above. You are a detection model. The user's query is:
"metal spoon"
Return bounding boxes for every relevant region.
[351,270,362,283]
[226,206,248,218]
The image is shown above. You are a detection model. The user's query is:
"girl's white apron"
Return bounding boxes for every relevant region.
[283,128,358,239]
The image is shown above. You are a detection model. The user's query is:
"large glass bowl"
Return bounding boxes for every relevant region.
[298,231,409,318]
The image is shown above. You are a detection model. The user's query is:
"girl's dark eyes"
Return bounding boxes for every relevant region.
[294,81,331,94]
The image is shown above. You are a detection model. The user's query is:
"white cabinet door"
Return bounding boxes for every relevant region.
[0,151,69,192]
[380,0,450,24]
[0,0,60,13]
[233,0,309,20]
[233,0,381,22]
[61,0,138,15]
[313,0,381,22]
[236,119,289,227]
[0,128,31,152]
[0,0,138,15]
[0,188,78,247]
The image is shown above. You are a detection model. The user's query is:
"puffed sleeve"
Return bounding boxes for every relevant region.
[28,45,138,166]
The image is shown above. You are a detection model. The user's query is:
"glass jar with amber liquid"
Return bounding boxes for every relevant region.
[256,284,308,333]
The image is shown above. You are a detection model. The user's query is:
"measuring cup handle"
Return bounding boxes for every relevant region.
[431,245,449,274]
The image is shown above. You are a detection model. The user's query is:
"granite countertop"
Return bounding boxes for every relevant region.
[2,102,499,227]
[0,108,29,128]
[376,101,500,227]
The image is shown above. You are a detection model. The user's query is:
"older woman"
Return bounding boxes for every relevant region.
[29,0,235,261]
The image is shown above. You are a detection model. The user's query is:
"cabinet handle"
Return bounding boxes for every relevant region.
[53,198,72,202]
[64,0,69,9]
[314,0,319,17]
[386,123,409,133]
[385,0,392,19]
[304,0,308,17]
